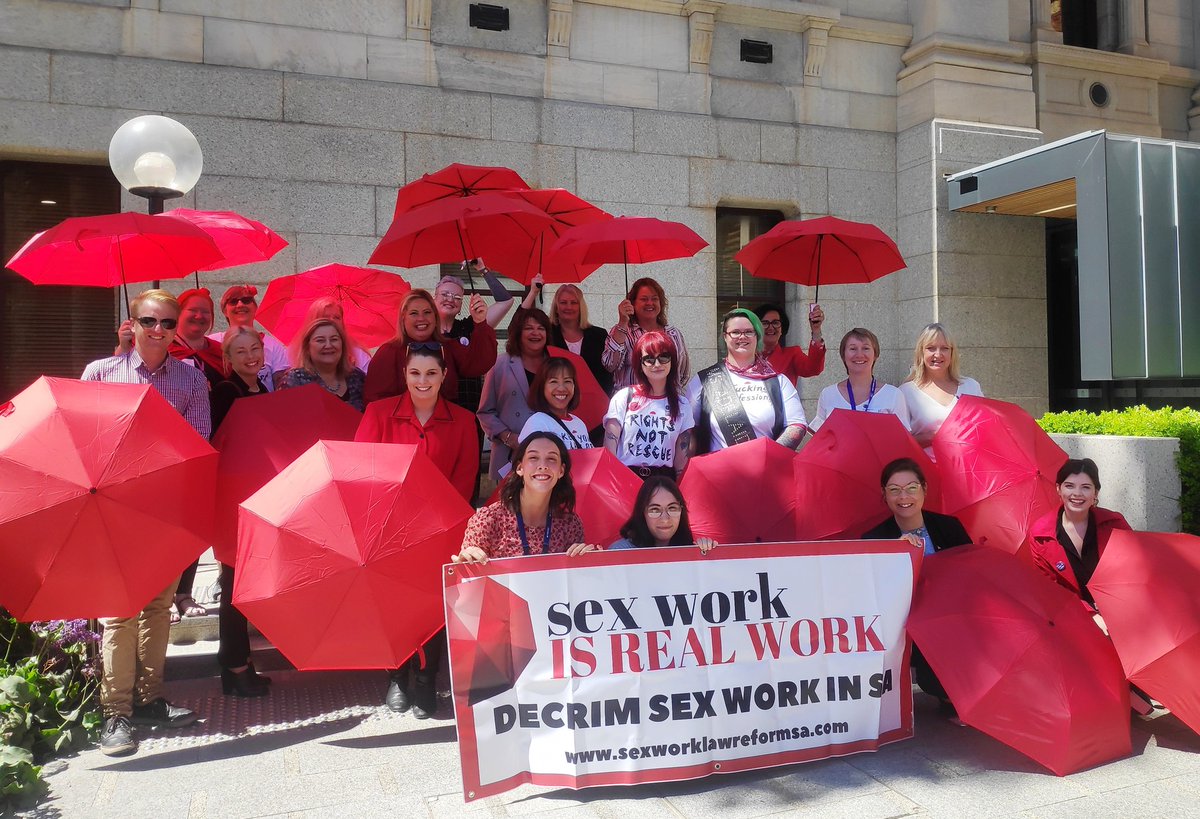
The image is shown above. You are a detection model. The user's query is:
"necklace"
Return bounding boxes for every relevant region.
[320,375,343,394]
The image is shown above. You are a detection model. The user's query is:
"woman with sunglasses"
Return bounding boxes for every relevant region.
[356,342,480,717]
[604,331,694,481]
[753,302,825,388]
[276,317,366,411]
[519,356,593,451]
[609,476,717,554]
[810,328,911,432]
[863,457,971,720]
[453,432,600,564]
[686,309,807,454]
[477,307,553,480]
[364,288,497,404]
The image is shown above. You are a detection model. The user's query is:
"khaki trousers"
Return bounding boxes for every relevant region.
[99,579,176,718]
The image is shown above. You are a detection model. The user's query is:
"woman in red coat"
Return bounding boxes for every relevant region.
[356,341,481,717]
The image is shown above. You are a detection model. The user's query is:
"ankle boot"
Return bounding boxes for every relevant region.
[385,668,410,712]
[222,667,268,697]
[410,672,436,719]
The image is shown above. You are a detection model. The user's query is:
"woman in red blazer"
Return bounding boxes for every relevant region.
[356,341,481,718]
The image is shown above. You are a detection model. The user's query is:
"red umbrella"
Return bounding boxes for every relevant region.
[734,216,905,303]
[209,384,362,566]
[158,208,288,277]
[234,440,473,670]
[546,345,607,430]
[392,163,530,217]
[549,216,708,291]
[794,410,941,541]
[0,377,217,620]
[908,545,1132,775]
[1089,530,1200,734]
[488,189,612,284]
[681,437,798,543]
[559,448,642,547]
[370,194,553,288]
[256,263,412,348]
[932,396,1066,561]
[5,212,222,294]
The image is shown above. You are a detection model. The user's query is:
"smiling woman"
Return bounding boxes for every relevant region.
[477,307,554,479]
[275,317,366,411]
[899,323,983,455]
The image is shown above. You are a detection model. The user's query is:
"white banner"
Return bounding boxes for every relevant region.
[445,540,919,800]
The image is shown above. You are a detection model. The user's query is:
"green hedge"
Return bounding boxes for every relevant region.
[1037,405,1200,535]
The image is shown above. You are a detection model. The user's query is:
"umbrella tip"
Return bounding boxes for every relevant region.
[89,487,97,494]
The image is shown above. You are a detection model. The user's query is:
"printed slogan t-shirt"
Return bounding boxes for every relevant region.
[604,388,695,468]
[684,369,806,451]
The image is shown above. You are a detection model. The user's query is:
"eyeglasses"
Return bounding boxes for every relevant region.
[641,354,672,366]
[435,292,464,303]
[884,483,923,498]
[408,342,442,353]
[134,316,178,330]
[646,504,683,519]
[226,296,256,307]
[761,320,783,329]
[725,329,756,339]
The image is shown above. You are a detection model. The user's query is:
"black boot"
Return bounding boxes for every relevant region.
[385,667,410,713]
[222,667,268,698]
[410,671,436,719]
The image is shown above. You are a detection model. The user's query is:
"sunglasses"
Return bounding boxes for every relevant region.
[641,354,672,366]
[134,316,178,330]
[408,341,442,353]
[226,296,256,307]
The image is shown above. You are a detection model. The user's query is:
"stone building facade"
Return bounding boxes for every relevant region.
[1,0,1198,415]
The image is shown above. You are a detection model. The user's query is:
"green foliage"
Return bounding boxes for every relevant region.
[1038,405,1200,534]
[1,614,101,808]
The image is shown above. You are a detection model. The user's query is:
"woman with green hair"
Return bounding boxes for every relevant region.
[684,308,808,453]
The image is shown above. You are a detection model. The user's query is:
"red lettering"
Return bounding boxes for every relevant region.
[855,615,885,652]
[789,619,820,656]
[608,632,643,674]
[646,630,677,671]
[822,617,851,654]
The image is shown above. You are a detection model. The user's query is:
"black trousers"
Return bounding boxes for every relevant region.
[176,559,199,596]
[911,642,949,702]
[217,563,252,670]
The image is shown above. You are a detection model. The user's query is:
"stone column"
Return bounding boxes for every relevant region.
[684,0,719,74]
[406,0,431,41]
[1117,0,1151,57]
[1032,0,1062,43]
[547,0,572,58]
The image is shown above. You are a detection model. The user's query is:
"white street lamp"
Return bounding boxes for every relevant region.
[108,115,203,215]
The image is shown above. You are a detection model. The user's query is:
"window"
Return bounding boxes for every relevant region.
[1,162,120,401]
[715,207,785,325]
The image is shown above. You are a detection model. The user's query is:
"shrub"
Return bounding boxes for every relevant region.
[1038,405,1200,534]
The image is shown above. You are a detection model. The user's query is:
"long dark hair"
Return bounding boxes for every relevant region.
[631,331,681,422]
[528,356,580,415]
[499,431,577,516]
[619,476,694,548]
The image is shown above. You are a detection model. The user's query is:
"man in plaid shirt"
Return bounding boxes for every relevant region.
[82,289,210,756]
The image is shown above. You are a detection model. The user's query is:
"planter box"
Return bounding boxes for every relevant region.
[1048,433,1181,533]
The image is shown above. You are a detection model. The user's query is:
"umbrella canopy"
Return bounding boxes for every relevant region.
[256,263,412,348]
[932,396,1066,561]
[1089,530,1200,734]
[546,345,608,430]
[0,377,217,620]
[681,437,798,543]
[445,573,537,706]
[5,212,222,288]
[392,163,530,217]
[908,545,1132,776]
[562,448,643,547]
[794,410,941,541]
[487,189,612,284]
[158,208,288,273]
[209,384,362,566]
[234,441,473,670]
[549,216,708,290]
[734,216,905,302]
[370,193,553,271]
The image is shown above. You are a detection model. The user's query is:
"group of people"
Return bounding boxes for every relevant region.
[81,265,1136,756]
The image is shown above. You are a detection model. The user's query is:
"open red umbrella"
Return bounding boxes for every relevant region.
[0,377,217,620]
[488,189,612,284]
[794,410,941,541]
[908,545,1132,775]
[545,345,607,430]
[1089,530,1200,734]
[209,384,362,566]
[234,441,473,670]
[735,216,905,303]
[392,163,530,217]
[549,216,708,291]
[159,208,288,284]
[370,193,552,289]
[932,396,1066,561]
[256,263,412,348]
[5,212,222,301]
[558,448,642,547]
[681,437,798,543]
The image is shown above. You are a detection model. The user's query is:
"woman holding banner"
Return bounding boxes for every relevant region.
[609,476,717,553]
[686,309,807,454]
[453,433,600,563]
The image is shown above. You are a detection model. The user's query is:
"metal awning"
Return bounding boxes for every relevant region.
[946,130,1200,381]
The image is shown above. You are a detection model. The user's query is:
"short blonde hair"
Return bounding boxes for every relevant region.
[129,289,180,319]
[548,284,591,329]
[221,325,262,360]
[909,322,961,385]
[294,317,355,378]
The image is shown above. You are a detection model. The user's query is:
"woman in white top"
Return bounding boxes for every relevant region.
[686,309,807,453]
[810,327,910,432]
[519,356,593,450]
[604,330,694,480]
[899,322,984,456]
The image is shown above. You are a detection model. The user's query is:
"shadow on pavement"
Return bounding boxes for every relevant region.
[323,723,458,749]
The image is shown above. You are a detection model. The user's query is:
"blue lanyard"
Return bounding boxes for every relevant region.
[846,377,877,412]
[515,512,553,556]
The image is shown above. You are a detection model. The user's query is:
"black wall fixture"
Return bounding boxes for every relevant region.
[740,39,773,63]
[470,3,510,31]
